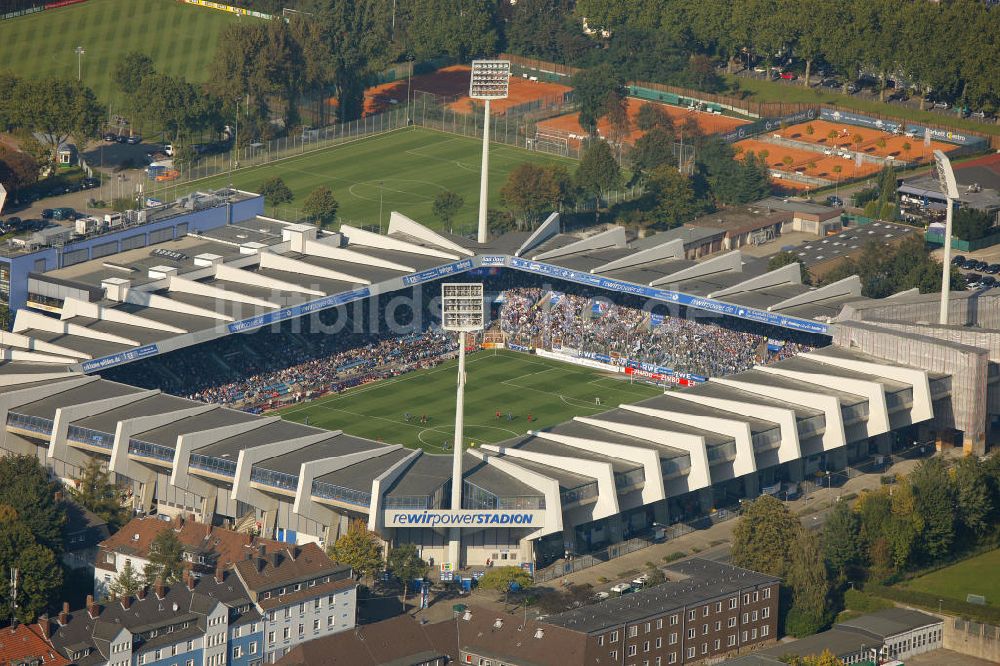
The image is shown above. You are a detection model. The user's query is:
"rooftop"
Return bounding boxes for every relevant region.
[233,542,350,593]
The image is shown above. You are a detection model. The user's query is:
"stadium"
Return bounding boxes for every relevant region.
[0,192,994,577]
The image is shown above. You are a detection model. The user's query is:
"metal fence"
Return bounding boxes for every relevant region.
[954,619,1000,641]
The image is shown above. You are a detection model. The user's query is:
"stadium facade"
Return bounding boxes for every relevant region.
[0,197,995,572]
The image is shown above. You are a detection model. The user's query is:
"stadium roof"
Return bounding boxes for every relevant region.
[5,206,933,374]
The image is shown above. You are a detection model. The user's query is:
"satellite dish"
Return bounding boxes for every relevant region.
[172,602,178,612]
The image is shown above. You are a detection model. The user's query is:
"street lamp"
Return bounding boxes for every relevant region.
[934,149,960,325]
[442,283,485,570]
[469,60,510,244]
[75,46,85,81]
[378,180,384,233]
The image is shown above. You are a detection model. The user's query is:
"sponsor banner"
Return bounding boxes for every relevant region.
[385,509,544,528]
[507,257,829,335]
[2,6,43,19]
[507,343,532,352]
[766,339,786,352]
[479,255,507,266]
[182,0,272,19]
[401,259,474,286]
[820,108,986,147]
[535,348,623,373]
[719,108,818,143]
[45,0,87,9]
[227,287,371,334]
[762,482,783,496]
[81,344,159,373]
[481,342,505,349]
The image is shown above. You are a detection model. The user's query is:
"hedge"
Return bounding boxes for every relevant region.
[866,585,1000,624]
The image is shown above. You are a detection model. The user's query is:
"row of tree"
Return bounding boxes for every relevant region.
[574,0,1000,110]
[733,453,1000,640]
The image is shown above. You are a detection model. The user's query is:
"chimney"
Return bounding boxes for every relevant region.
[121,595,131,610]
[58,602,69,626]
[137,585,146,601]
[87,597,99,620]
[38,614,50,638]
[186,572,196,592]
[215,565,224,584]
[258,544,266,557]
[154,578,165,600]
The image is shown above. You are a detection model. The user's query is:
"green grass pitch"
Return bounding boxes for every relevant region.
[0,0,240,105]
[166,127,575,232]
[276,350,663,451]
[898,548,1000,606]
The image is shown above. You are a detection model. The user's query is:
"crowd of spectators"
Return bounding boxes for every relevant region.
[498,288,813,377]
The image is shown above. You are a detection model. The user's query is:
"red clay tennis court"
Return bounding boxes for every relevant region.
[735,138,882,181]
[775,119,952,163]
[535,99,750,147]
[358,65,572,116]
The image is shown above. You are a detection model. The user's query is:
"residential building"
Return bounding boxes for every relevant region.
[231,543,356,664]
[0,621,70,666]
[61,496,110,572]
[544,558,780,665]
[94,514,282,599]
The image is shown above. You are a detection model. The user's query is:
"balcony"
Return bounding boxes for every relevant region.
[6,412,53,436]
[311,480,371,507]
[463,481,545,510]
[67,425,114,450]
[560,481,598,505]
[127,439,175,463]
[189,454,237,478]
[250,468,299,492]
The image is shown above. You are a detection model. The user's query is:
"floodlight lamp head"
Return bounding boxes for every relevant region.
[441,283,484,332]
[933,149,960,200]
[469,60,511,100]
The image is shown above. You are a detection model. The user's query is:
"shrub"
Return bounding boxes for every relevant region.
[663,552,686,563]
[844,588,894,613]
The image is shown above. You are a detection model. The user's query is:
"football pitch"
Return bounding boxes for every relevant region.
[276,350,662,451]
[167,128,575,232]
[0,0,241,104]
[898,548,1000,606]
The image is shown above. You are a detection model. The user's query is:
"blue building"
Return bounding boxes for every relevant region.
[0,189,262,312]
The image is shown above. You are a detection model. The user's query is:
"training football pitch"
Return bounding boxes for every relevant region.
[276,350,662,451]
[170,128,575,232]
[898,548,1000,606]
[0,0,240,103]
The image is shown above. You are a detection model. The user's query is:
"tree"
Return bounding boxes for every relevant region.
[260,177,294,210]
[630,126,677,176]
[909,457,956,562]
[0,148,39,197]
[144,529,185,584]
[502,164,557,230]
[478,566,532,606]
[953,455,993,539]
[0,455,64,552]
[821,500,860,580]
[644,566,666,586]
[0,511,62,624]
[302,186,340,229]
[645,165,695,230]
[571,64,626,135]
[432,190,464,230]
[785,531,830,637]
[109,558,143,600]
[112,51,155,97]
[575,139,622,222]
[70,458,129,532]
[385,544,428,603]
[731,495,801,579]
[11,77,103,164]
[635,102,674,132]
[768,251,812,285]
[330,519,383,582]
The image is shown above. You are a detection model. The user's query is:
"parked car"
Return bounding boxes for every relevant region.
[4,216,21,229]
[980,275,997,288]
[126,134,142,144]
[966,273,983,287]
[976,260,990,271]
[933,101,950,109]
[846,83,859,94]
[80,177,100,190]
[780,71,796,80]
[961,259,978,270]
[40,209,54,219]
[632,574,650,588]
[987,264,1000,275]
[951,255,966,266]
[103,132,117,142]
[826,195,844,207]
[51,207,77,221]
[610,583,633,596]
[820,78,841,88]
[971,110,988,119]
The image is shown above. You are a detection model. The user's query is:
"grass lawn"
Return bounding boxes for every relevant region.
[0,0,243,104]
[276,349,662,451]
[899,548,1000,605]
[161,127,575,232]
[728,75,1000,138]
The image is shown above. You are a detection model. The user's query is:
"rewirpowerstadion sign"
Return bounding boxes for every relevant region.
[385,509,544,528]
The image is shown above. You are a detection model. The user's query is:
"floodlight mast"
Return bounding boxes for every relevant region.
[934,150,960,325]
[441,283,484,568]
[470,60,510,244]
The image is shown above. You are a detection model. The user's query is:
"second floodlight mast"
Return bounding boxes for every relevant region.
[470,60,510,244]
